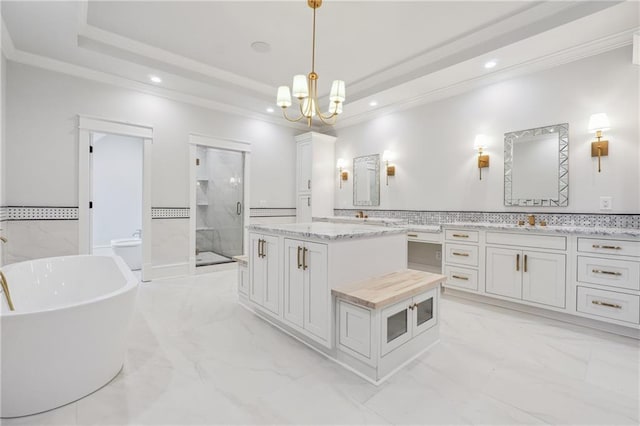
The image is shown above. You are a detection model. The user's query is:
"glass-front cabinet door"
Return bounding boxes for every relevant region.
[380,300,412,356]
[413,288,438,336]
[380,289,438,357]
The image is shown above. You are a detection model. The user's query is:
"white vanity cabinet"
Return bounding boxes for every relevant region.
[486,247,566,308]
[249,233,280,316]
[295,132,336,222]
[574,237,640,326]
[283,238,329,345]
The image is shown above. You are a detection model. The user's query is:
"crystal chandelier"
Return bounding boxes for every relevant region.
[276,0,345,127]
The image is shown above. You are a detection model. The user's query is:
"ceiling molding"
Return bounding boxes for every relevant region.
[334,28,637,131]
[6,46,309,132]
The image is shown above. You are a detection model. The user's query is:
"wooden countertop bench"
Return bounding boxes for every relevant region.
[331,269,446,309]
[232,255,248,266]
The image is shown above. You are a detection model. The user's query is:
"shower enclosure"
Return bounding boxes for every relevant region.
[195,146,244,266]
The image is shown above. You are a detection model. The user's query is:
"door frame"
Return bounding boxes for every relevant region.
[188,133,251,275]
[78,115,153,281]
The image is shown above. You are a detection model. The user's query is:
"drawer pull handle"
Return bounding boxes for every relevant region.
[452,234,469,238]
[592,244,622,250]
[452,252,469,257]
[591,300,622,309]
[592,269,622,276]
[408,233,418,238]
[451,275,469,281]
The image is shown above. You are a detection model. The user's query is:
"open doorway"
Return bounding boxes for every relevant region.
[91,133,144,273]
[78,116,153,282]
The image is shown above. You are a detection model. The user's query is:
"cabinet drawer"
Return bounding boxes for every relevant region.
[444,243,478,267]
[407,231,442,243]
[576,286,639,325]
[445,229,479,243]
[577,238,640,258]
[338,301,371,360]
[486,232,566,250]
[577,256,640,291]
[444,265,478,291]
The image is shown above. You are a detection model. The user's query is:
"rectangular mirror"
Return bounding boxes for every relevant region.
[353,154,380,206]
[504,123,569,207]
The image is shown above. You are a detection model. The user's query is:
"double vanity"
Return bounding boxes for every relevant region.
[237,222,446,384]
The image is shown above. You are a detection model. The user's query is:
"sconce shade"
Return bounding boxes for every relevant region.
[588,113,610,133]
[473,134,488,150]
[276,86,292,107]
[382,150,393,162]
[329,80,346,103]
[336,158,346,169]
[292,74,309,99]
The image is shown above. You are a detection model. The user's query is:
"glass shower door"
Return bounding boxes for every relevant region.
[195,146,244,266]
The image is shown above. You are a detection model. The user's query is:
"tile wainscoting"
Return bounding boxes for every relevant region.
[334,209,640,229]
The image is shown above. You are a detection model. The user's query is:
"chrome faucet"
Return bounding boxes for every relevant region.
[132,229,142,238]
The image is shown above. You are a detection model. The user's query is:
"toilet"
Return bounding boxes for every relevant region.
[111,238,142,270]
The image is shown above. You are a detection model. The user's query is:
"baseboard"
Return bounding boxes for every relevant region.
[444,287,640,340]
[150,262,190,280]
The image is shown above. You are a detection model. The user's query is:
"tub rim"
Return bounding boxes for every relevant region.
[0,255,138,318]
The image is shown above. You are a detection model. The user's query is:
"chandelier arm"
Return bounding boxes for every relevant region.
[316,110,338,125]
[311,5,316,74]
[282,108,306,123]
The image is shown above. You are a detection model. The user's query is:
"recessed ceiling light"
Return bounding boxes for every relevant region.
[484,60,497,69]
[369,100,378,107]
[251,41,271,53]
[149,75,162,83]
[266,107,275,113]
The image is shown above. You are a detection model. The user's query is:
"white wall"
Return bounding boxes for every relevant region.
[6,61,297,209]
[1,53,6,264]
[92,134,143,247]
[335,47,640,214]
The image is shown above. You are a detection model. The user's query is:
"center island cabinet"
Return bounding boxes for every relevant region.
[239,222,446,384]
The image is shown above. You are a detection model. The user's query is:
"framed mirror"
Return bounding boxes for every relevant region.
[353,154,380,206]
[504,123,569,207]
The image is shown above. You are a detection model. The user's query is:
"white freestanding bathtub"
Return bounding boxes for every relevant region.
[0,255,139,418]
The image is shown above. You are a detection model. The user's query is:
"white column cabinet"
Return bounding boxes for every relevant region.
[249,233,280,316]
[295,132,336,222]
[283,238,329,344]
[486,246,565,308]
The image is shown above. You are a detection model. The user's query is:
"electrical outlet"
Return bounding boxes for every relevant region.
[600,196,613,211]
[435,251,441,261]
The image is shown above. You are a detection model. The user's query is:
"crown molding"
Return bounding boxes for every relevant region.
[334,28,638,131]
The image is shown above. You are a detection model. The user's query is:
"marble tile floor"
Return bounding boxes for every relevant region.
[5,269,639,425]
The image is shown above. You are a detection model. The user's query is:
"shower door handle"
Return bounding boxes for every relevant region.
[236,202,242,215]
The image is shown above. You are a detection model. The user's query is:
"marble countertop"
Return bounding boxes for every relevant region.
[443,222,640,237]
[332,269,446,309]
[248,222,407,241]
[313,216,407,226]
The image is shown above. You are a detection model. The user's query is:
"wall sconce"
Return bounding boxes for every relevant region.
[336,158,348,189]
[588,113,610,173]
[473,135,490,180]
[382,150,395,186]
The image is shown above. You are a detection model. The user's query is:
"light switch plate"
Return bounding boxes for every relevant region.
[600,196,612,210]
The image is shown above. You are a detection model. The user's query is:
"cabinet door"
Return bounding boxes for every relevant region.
[296,194,312,223]
[380,299,412,356]
[412,288,438,336]
[261,235,280,315]
[303,241,329,341]
[297,141,312,193]
[249,234,264,305]
[522,251,566,308]
[283,239,304,328]
[486,247,523,300]
[238,266,248,295]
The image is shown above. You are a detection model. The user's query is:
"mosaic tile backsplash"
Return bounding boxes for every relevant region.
[334,209,640,229]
